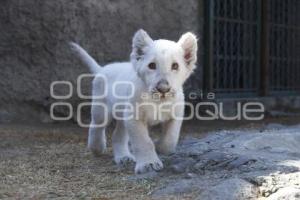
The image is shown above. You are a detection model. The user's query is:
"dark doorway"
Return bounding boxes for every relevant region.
[204,0,300,97]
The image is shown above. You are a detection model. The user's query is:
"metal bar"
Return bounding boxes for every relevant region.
[236,22,240,90]
[216,55,256,60]
[256,0,262,94]
[230,0,234,90]
[230,27,234,89]
[203,0,215,94]
[278,25,282,90]
[214,0,219,90]
[276,22,280,90]
[214,17,257,25]
[243,1,248,90]
[249,0,253,90]
[286,0,291,89]
[292,29,297,89]
[259,0,269,96]
[269,23,300,31]
[278,1,282,90]
[215,20,219,89]
[283,3,288,89]
[224,0,228,90]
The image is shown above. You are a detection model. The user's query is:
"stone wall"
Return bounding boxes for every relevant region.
[0,0,203,123]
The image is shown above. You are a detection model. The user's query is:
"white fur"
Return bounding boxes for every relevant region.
[70,29,198,174]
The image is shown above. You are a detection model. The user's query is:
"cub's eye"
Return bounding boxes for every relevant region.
[148,62,156,70]
[171,63,179,71]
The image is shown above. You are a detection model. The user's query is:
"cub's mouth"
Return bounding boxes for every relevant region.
[140,89,176,101]
[150,89,176,101]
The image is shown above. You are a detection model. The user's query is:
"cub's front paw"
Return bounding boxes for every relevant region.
[88,143,107,156]
[114,154,135,166]
[135,159,163,174]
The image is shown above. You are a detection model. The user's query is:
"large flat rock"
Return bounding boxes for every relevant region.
[151,124,300,199]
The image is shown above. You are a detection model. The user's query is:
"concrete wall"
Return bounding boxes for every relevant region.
[0,0,204,123]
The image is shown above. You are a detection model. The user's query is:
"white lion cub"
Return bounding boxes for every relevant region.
[70,29,197,174]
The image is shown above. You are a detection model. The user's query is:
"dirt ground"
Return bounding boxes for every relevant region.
[1,117,300,199]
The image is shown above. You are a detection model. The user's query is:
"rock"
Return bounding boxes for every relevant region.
[169,157,196,174]
[242,133,300,154]
[267,187,300,200]
[196,178,258,200]
[177,140,209,156]
[264,123,286,130]
[127,171,159,181]
[0,110,13,123]
[185,172,197,179]
[192,151,236,171]
[151,128,300,199]
[151,179,198,198]
[226,156,257,170]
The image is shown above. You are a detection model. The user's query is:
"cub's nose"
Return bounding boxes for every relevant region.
[156,79,171,94]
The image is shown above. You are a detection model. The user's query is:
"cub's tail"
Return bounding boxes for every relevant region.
[69,42,102,74]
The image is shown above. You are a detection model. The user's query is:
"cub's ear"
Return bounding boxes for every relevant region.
[178,32,198,70]
[131,29,153,61]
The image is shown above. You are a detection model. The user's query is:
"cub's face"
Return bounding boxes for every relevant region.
[130,30,198,100]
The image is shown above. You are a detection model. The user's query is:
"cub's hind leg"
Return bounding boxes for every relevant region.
[112,120,135,165]
[88,101,112,155]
